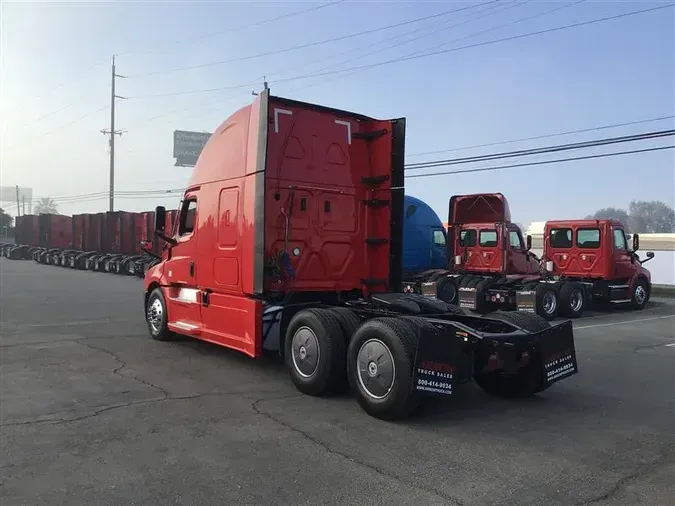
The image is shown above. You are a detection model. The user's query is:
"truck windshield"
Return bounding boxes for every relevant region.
[509,231,523,249]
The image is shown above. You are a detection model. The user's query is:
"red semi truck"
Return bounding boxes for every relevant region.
[143,90,579,420]
[416,193,654,320]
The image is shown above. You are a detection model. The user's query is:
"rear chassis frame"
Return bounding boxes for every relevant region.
[266,293,578,399]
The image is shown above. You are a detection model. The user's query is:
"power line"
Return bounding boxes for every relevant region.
[130,1,498,78]
[407,115,675,157]
[406,129,675,170]
[12,129,672,210]
[5,104,109,149]
[127,0,510,128]
[275,0,581,101]
[406,145,675,179]
[115,0,346,57]
[10,144,671,210]
[129,4,670,100]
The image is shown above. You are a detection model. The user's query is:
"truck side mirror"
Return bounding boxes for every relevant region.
[632,233,639,252]
[646,251,654,259]
[154,206,166,233]
[526,234,532,251]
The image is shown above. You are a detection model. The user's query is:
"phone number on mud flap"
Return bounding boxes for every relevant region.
[546,362,575,381]
[416,378,452,389]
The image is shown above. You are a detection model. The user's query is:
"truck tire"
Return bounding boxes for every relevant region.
[534,283,559,320]
[630,277,650,310]
[326,307,363,343]
[427,270,448,283]
[559,281,585,318]
[466,277,482,289]
[284,309,347,397]
[347,317,421,420]
[145,287,176,342]
[436,276,458,304]
[459,276,475,288]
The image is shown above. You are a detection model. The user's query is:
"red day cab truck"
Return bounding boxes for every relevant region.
[420,193,654,320]
[143,90,579,420]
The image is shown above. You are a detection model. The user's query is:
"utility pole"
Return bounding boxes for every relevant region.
[22,196,26,216]
[101,55,127,212]
[15,185,21,217]
[252,77,269,96]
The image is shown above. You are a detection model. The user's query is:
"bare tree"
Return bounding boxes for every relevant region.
[34,197,59,215]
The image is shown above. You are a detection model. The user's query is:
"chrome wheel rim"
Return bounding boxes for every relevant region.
[635,285,647,305]
[569,289,583,312]
[147,298,163,333]
[291,326,320,378]
[357,339,395,399]
[543,291,557,315]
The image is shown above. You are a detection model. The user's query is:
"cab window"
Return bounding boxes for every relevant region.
[577,228,600,248]
[179,199,197,236]
[613,228,627,251]
[459,229,476,247]
[509,230,524,249]
[433,229,446,247]
[549,228,572,248]
[479,230,498,247]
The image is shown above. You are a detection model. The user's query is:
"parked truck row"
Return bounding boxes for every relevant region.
[406,193,655,320]
[140,89,579,420]
[0,210,180,277]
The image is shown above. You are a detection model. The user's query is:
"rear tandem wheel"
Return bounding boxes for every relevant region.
[347,317,424,420]
[284,309,347,397]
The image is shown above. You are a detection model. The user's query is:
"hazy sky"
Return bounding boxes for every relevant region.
[1,0,674,225]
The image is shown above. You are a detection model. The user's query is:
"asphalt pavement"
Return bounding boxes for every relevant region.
[1,259,674,506]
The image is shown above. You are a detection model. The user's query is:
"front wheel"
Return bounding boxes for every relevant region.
[630,278,650,310]
[146,287,175,341]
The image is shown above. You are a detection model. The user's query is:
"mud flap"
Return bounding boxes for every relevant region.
[516,290,536,313]
[458,287,478,310]
[536,320,579,387]
[412,326,473,397]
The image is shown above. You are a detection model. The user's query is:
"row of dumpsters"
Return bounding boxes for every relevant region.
[0,210,178,277]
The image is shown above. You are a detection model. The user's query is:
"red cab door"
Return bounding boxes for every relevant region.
[164,195,202,336]
[611,226,634,280]
[506,226,535,273]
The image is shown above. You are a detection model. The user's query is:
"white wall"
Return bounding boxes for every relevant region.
[531,249,674,285]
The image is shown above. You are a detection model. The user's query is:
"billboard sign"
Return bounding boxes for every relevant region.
[173,130,211,167]
[0,186,33,213]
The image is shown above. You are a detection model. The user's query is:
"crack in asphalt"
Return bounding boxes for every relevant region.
[574,445,675,505]
[251,398,465,506]
[1,391,296,428]
[74,339,171,400]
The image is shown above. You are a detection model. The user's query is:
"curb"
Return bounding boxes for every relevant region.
[652,284,675,298]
